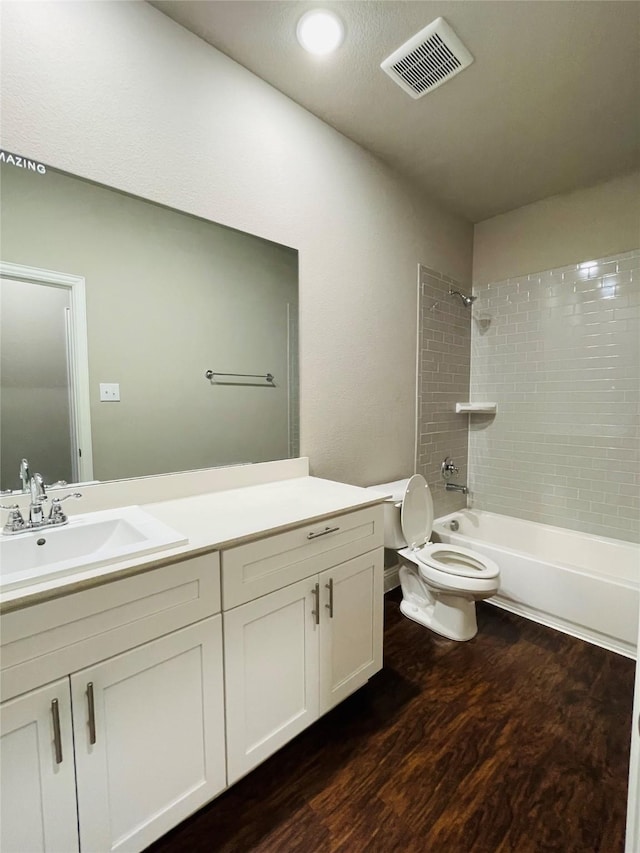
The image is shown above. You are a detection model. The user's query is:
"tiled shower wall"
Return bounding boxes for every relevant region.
[469,249,640,543]
[416,265,471,518]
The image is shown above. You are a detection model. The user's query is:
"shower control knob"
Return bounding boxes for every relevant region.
[441,457,459,480]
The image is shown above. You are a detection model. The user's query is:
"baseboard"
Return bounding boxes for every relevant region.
[384,565,400,593]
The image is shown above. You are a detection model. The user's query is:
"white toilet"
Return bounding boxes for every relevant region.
[370,474,500,641]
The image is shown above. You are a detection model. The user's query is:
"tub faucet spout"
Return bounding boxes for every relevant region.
[445,482,468,495]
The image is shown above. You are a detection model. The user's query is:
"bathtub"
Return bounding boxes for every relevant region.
[432,509,639,659]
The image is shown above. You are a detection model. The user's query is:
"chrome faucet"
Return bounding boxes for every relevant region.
[445,482,468,495]
[1,461,82,534]
[29,472,47,525]
[441,456,468,495]
[19,458,31,493]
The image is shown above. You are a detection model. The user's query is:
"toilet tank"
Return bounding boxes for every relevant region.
[366,479,411,549]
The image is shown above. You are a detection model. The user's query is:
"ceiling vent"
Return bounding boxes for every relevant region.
[381,18,474,99]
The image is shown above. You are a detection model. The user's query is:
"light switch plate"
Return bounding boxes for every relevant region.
[99,382,120,402]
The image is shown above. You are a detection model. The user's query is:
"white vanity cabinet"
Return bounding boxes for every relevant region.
[0,483,386,853]
[222,507,384,783]
[0,554,226,853]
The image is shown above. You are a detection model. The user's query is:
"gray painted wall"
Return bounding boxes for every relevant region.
[1,279,72,489]
[1,165,298,480]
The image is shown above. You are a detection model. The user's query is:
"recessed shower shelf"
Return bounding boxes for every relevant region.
[455,402,497,414]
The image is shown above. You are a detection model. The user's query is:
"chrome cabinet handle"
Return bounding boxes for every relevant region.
[87,682,96,745]
[51,699,63,764]
[325,578,334,618]
[311,583,320,625]
[307,526,340,540]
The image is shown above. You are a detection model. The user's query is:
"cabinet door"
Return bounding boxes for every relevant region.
[71,616,226,853]
[0,678,78,853]
[224,577,320,784]
[319,549,384,714]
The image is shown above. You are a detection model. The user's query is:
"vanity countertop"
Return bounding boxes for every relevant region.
[1,476,388,613]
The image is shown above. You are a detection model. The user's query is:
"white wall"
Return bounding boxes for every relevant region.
[0,0,473,487]
[473,171,640,285]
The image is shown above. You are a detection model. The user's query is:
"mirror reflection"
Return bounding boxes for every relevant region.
[0,156,299,492]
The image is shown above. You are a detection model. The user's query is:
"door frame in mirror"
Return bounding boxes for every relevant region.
[1,261,94,484]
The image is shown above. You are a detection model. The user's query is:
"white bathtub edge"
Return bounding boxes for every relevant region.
[488,595,637,661]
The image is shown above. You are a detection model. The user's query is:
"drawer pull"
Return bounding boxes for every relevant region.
[87,682,97,745]
[51,699,63,764]
[311,583,320,625]
[307,525,340,540]
[325,578,334,618]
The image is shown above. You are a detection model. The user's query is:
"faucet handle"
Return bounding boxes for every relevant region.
[49,493,83,523]
[1,504,26,534]
[52,492,82,504]
[441,457,460,480]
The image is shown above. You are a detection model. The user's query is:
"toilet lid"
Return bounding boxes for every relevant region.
[400,474,434,549]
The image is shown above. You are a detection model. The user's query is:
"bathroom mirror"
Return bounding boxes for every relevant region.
[0,153,299,492]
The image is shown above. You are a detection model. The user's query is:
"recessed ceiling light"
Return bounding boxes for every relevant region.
[296,9,344,56]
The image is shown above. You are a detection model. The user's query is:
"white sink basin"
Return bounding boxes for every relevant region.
[0,506,188,592]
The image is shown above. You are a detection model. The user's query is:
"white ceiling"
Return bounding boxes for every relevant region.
[151,1,640,223]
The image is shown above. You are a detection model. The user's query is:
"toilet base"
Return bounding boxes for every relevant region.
[400,595,478,641]
[398,564,479,641]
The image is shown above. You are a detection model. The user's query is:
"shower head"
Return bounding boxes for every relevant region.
[449,289,477,308]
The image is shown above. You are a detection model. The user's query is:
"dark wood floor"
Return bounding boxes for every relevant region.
[149,590,635,853]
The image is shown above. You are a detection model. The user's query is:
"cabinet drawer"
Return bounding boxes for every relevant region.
[222,505,383,609]
[0,553,220,702]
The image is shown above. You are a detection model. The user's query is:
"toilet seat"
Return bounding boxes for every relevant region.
[419,543,499,579]
[398,544,499,596]
[400,474,497,582]
[412,543,499,594]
